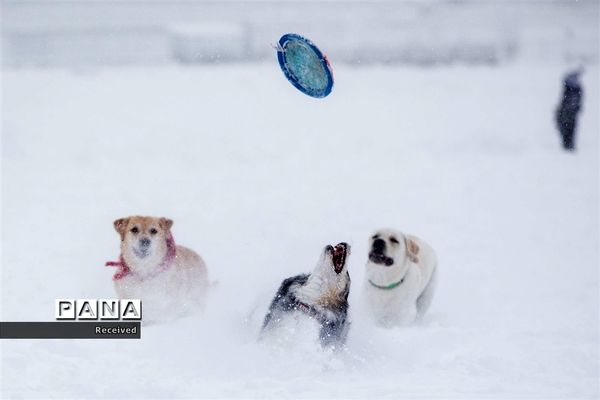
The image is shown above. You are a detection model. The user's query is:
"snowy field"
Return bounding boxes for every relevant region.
[1,62,599,398]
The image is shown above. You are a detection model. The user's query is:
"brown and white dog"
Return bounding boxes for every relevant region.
[107,216,209,322]
[364,228,437,327]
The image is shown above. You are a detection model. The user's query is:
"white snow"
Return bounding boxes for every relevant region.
[1,63,598,398]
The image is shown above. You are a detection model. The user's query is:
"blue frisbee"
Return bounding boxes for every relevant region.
[276,34,334,98]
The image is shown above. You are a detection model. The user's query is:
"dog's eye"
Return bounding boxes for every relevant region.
[149,228,158,235]
[130,227,139,234]
[372,235,379,239]
[390,237,399,244]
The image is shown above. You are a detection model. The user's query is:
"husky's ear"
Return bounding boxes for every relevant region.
[113,217,130,241]
[405,237,420,263]
[159,217,173,231]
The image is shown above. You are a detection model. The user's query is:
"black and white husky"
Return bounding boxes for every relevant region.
[261,242,351,348]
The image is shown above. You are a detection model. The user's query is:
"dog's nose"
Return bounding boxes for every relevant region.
[139,238,151,248]
[372,238,386,251]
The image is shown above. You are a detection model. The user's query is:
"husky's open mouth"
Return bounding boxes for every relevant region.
[330,242,348,274]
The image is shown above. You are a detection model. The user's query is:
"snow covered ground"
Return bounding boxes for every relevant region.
[1,62,598,398]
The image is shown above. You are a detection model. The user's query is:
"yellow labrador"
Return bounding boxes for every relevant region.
[364,228,437,326]
[107,216,209,322]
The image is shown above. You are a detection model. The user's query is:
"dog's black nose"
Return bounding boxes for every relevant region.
[139,238,151,247]
[372,238,386,251]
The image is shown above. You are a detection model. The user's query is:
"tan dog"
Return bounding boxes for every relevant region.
[107,216,209,322]
[364,228,437,326]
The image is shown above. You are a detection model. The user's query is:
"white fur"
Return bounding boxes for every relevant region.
[363,228,437,326]
[295,247,350,321]
[114,250,209,323]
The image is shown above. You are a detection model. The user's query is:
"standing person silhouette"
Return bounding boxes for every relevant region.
[556,69,583,151]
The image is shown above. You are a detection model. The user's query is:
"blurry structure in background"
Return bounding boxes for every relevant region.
[556,69,584,151]
[169,22,251,64]
[1,0,598,68]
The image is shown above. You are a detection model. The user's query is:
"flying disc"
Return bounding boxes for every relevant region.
[276,34,334,98]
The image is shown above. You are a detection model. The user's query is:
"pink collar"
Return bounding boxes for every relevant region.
[106,233,176,281]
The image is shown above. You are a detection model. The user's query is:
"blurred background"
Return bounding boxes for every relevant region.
[2,0,598,68]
